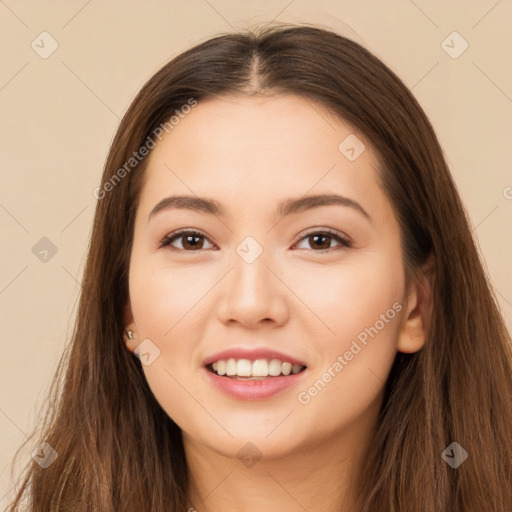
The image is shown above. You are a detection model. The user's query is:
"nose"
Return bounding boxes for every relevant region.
[215,247,289,329]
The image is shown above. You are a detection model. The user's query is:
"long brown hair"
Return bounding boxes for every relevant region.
[7,22,512,511]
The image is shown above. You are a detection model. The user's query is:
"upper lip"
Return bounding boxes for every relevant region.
[202,347,307,367]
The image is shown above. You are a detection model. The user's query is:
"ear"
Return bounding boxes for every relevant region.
[123,302,139,353]
[397,253,435,354]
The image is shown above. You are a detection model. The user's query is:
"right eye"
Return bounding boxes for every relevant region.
[159,229,216,251]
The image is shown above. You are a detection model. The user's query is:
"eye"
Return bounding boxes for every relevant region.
[159,229,215,251]
[293,228,352,252]
[159,228,352,252]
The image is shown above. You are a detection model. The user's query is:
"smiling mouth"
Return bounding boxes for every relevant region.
[206,358,307,380]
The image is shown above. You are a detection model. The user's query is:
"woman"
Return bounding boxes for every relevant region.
[8,23,512,511]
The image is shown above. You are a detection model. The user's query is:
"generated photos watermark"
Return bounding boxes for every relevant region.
[297,301,403,405]
[93,98,197,200]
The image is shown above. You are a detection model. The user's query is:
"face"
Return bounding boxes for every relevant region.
[124,93,425,460]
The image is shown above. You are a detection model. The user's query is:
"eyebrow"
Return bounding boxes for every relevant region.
[148,193,371,223]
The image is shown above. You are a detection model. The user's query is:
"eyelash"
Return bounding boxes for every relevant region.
[158,228,353,253]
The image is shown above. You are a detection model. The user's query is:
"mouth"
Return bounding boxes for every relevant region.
[205,358,307,380]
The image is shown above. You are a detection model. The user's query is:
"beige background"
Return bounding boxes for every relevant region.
[1,0,511,505]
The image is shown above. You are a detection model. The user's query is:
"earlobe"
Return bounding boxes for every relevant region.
[397,317,426,353]
[123,303,138,353]
[123,328,139,352]
[397,289,427,354]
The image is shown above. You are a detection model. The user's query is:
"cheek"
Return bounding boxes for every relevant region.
[287,253,404,348]
[129,249,210,339]
[127,252,213,428]
[289,253,404,404]
[291,272,403,437]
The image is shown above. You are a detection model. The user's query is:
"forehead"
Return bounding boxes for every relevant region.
[137,94,389,223]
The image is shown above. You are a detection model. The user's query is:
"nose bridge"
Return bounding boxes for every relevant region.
[231,234,274,302]
[217,234,287,325]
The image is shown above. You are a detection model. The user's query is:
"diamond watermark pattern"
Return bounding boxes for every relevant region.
[31,441,58,468]
[237,442,263,468]
[134,339,161,366]
[338,134,365,161]
[31,32,59,59]
[441,31,469,59]
[236,236,263,264]
[441,441,468,468]
[31,237,58,263]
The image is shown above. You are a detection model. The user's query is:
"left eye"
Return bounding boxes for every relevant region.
[159,229,352,252]
[293,230,352,251]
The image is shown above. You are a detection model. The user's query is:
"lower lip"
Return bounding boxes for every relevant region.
[203,367,307,400]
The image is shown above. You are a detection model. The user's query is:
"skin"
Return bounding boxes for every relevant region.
[124,93,432,512]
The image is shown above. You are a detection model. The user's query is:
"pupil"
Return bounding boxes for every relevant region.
[185,235,202,249]
[311,234,329,249]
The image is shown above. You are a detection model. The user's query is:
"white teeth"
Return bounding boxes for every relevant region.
[226,358,237,376]
[216,360,225,375]
[268,359,282,376]
[281,362,292,376]
[208,358,306,378]
[236,359,252,377]
[252,359,269,377]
